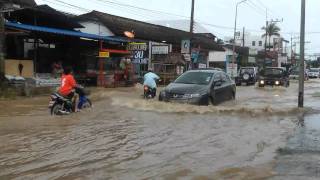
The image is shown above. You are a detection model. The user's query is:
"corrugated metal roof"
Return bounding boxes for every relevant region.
[5,5,83,29]
[5,21,128,43]
[77,11,224,51]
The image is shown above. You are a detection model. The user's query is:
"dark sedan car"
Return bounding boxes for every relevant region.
[257,67,290,87]
[159,69,236,105]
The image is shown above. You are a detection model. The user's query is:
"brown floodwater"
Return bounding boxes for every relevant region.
[1,80,320,179]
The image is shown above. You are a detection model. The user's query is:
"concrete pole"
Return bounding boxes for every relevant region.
[189,0,195,70]
[232,0,247,78]
[298,0,305,108]
[189,0,195,34]
[231,3,238,78]
[264,9,268,68]
[242,27,245,47]
[290,35,293,64]
[0,10,5,80]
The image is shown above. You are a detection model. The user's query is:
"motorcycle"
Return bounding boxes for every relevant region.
[49,86,92,115]
[143,85,156,99]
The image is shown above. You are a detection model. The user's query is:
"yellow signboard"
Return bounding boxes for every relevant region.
[127,42,147,51]
[99,51,110,58]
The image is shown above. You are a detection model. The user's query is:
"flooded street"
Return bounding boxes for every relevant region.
[1,80,320,179]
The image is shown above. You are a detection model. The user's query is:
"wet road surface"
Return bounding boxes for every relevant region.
[1,80,320,179]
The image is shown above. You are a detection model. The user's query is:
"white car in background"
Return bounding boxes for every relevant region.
[308,68,320,78]
[289,69,309,81]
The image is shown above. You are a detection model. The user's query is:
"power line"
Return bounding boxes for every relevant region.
[248,0,266,13]
[49,0,90,12]
[93,0,167,20]
[244,1,266,17]
[43,1,320,37]
[95,0,190,19]
[255,0,278,17]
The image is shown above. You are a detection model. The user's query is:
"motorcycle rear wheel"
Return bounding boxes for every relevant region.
[51,104,63,115]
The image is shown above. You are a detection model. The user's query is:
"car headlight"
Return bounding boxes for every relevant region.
[275,81,280,85]
[260,80,265,85]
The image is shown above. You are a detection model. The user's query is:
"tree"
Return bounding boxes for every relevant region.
[216,39,224,45]
[261,23,281,50]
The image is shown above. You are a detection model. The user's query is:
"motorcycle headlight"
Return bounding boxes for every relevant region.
[260,80,265,85]
[275,81,280,85]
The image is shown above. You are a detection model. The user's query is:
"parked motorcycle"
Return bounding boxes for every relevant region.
[49,86,92,115]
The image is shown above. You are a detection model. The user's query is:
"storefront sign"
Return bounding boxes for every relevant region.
[132,58,148,64]
[133,51,145,59]
[198,63,207,69]
[235,31,241,40]
[248,57,256,63]
[152,45,169,54]
[99,51,109,58]
[227,63,238,77]
[127,42,147,51]
[249,49,258,56]
[181,40,190,54]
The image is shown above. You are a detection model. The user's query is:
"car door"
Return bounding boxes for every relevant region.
[220,72,233,101]
[211,73,223,103]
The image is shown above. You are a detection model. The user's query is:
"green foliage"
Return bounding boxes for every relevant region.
[261,23,281,38]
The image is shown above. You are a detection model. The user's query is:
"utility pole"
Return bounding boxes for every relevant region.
[298,0,306,108]
[232,0,247,78]
[0,4,5,82]
[242,27,245,47]
[264,8,268,69]
[189,0,195,70]
[189,0,195,34]
[290,34,293,65]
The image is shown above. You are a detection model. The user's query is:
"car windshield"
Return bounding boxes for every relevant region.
[261,68,284,76]
[240,68,254,74]
[174,72,214,85]
[310,69,319,72]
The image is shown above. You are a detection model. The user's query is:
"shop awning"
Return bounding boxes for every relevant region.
[5,21,128,43]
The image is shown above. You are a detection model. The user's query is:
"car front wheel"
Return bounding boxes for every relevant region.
[208,97,215,106]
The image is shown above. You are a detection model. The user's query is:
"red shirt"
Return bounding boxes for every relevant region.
[59,74,76,96]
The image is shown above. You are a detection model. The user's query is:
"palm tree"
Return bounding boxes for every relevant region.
[261,23,281,50]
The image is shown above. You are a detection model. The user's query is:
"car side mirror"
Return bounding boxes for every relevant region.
[214,80,222,87]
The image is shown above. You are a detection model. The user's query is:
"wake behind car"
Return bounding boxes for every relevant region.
[258,67,290,87]
[159,69,236,105]
[235,67,258,86]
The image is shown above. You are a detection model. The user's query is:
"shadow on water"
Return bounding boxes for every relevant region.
[273,114,320,179]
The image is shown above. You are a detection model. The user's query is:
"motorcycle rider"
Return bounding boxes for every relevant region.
[59,66,79,112]
[143,68,160,97]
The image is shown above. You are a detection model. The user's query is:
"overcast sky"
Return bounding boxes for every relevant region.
[35,0,320,55]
